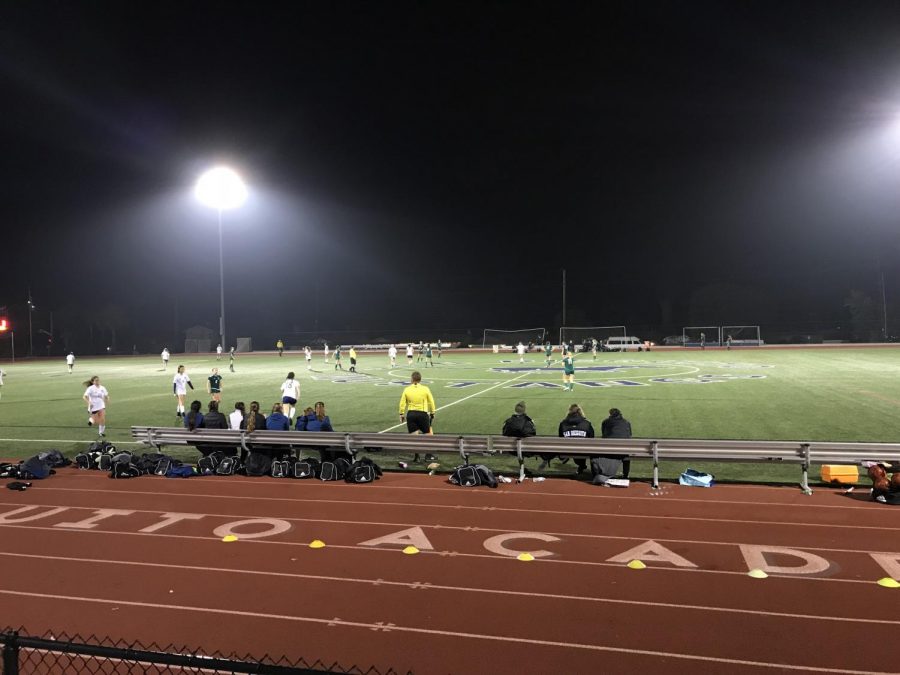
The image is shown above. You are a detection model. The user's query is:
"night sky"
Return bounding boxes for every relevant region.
[4,1,900,352]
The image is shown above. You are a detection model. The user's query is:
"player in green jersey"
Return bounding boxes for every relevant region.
[207,368,223,403]
[562,353,575,391]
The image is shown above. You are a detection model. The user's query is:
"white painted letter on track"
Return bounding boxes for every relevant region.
[0,506,70,523]
[358,527,434,551]
[870,553,900,581]
[139,513,205,533]
[740,545,832,576]
[483,532,560,558]
[607,540,697,568]
[55,509,136,530]
[213,519,292,540]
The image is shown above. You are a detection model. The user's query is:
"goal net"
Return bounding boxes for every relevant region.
[482,327,546,350]
[682,326,720,347]
[559,326,626,352]
[721,325,762,346]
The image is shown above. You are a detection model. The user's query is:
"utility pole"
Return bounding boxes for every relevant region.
[562,268,567,328]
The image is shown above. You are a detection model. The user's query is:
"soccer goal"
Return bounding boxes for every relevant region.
[559,326,627,352]
[482,327,547,350]
[682,326,721,347]
[721,325,762,346]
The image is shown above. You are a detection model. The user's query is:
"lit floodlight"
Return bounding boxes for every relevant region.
[195,166,248,210]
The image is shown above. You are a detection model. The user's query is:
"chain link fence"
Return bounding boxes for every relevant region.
[0,628,407,675]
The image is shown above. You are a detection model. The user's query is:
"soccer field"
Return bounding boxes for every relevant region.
[1,347,899,463]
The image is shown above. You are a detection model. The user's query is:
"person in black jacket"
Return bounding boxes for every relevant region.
[558,403,595,475]
[197,400,234,457]
[601,407,632,479]
[502,401,536,438]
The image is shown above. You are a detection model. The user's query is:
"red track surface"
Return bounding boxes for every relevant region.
[0,470,898,674]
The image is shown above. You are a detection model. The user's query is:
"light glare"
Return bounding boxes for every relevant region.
[195,167,248,210]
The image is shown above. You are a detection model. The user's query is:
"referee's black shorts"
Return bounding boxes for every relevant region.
[406,410,431,434]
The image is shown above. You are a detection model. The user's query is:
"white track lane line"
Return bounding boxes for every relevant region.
[0,589,885,674]
[0,550,893,626]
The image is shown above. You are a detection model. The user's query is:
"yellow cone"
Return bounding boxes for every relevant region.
[402,546,420,555]
[877,577,900,588]
[626,559,646,570]
[747,569,769,579]
[221,535,238,543]
[308,540,326,549]
[517,552,535,562]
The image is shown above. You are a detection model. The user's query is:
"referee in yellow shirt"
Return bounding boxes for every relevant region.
[399,371,436,463]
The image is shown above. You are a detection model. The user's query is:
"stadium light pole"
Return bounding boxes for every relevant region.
[194,167,247,352]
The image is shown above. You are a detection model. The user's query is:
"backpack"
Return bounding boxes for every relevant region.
[271,459,293,478]
[110,462,142,479]
[450,464,498,488]
[37,449,71,468]
[345,458,383,484]
[216,456,241,476]
[19,456,53,480]
[166,465,195,478]
[154,458,172,476]
[320,457,352,481]
[244,452,273,477]
[293,457,321,479]
[197,454,219,475]
[0,463,19,479]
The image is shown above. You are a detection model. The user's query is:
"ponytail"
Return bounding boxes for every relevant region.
[247,401,260,432]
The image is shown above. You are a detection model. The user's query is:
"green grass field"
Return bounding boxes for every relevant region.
[1,347,898,484]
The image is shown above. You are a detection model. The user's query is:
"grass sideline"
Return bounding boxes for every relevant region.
[0,347,896,486]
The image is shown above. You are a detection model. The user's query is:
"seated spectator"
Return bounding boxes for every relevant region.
[502,401,536,438]
[239,401,267,463]
[263,402,291,460]
[266,403,291,431]
[297,401,346,463]
[184,400,204,431]
[601,407,632,479]
[557,403,595,475]
[296,401,334,432]
[201,400,229,429]
[229,401,245,430]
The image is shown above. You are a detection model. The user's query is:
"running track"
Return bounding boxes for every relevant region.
[0,470,897,674]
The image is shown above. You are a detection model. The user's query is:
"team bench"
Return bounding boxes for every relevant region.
[129,426,900,494]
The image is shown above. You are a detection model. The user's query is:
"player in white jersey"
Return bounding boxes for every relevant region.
[66,352,75,373]
[406,343,414,365]
[304,346,313,370]
[323,343,330,364]
[388,344,398,368]
[161,348,170,370]
[517,342,526,363]
[216,344,223,360]
[172,365,193,417]
[82,375,109,437]
[280,371,301,420]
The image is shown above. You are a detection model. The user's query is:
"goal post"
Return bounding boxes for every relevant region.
[682,326,721,347]
[721,325,762,346]
[559,326,627,352]
[482,327,547,349]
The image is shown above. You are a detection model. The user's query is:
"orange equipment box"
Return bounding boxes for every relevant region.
[820,465,859,484]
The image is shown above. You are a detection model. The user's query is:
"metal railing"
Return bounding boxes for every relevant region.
[130,426,900,494]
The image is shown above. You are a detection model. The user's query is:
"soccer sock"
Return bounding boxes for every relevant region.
[98,425,105,434]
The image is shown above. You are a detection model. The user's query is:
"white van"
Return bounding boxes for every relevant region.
[601,336,645,352]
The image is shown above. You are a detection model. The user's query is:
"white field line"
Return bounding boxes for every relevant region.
[379,368,538,433]
[0,550,894,627]
[0,522,882,586]
[0,589,887,673]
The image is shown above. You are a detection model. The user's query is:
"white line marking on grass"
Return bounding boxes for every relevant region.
[0,589,886,673]
[379,368,536,433]
[0,522,881,585]
[0,550,894,626]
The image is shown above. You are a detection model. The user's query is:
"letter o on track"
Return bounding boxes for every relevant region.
[213,519,291,540]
